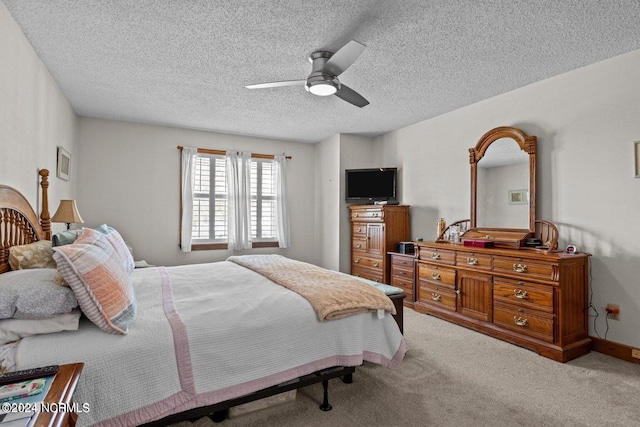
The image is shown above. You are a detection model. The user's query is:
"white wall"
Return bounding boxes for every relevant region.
[0,3,77,225]
[376,49,640,349]
[314,134,341,270]
[76,118,317,267]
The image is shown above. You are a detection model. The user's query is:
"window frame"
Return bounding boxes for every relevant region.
[187,152,280,251]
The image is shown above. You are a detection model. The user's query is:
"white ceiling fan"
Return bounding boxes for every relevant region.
[246,40,369,108]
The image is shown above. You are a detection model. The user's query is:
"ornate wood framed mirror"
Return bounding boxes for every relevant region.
[466,126,537,247]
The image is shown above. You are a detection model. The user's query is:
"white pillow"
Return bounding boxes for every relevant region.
[0,310,81,345]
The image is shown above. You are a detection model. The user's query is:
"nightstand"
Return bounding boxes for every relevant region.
[33,363,84,427]
[388,252,416,307]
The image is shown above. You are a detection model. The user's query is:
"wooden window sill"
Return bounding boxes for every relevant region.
[189,241,279,251]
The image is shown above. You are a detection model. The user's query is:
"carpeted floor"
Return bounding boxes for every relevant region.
[172,308,640,427]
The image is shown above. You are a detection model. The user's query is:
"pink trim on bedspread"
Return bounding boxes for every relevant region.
[158,266,195,394]
[100,267,407,427]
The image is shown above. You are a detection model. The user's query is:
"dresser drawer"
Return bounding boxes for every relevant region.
[418,263,456,289]
[418,246,456,265]
[392,254,415,269]
[391,264,414,280]
[494,302,554,343]
[391,276,415,301]
[493,256,557,281]
[352,238,367,252]
[350,209,384,221]
[418,280,457,311]
[351,265,383,283]
[352,223,367,237]
[455,251,492,270]
[493,278,554,313]
[352,255,383,270]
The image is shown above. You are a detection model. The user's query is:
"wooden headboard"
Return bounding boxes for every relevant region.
[0,170,51,273]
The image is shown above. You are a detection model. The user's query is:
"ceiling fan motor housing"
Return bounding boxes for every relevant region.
[305,51,341,96]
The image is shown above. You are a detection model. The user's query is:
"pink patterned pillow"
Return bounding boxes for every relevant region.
[52,228,136,335]
[95,224,135,274]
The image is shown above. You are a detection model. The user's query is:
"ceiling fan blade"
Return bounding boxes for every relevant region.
[245,80,306,89]
[335,84,369,108]
[322,40,366,77]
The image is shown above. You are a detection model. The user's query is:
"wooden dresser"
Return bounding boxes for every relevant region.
[415,242,591,362]
[348,205,410,284]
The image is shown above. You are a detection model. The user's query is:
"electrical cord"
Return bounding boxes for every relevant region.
[586,258,604,339]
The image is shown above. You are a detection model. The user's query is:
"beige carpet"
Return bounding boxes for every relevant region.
[172,308,640,427]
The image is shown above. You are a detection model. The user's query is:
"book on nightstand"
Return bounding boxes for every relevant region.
[0,376,54,426]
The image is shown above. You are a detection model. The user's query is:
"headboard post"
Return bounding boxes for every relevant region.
[39,169,51,240]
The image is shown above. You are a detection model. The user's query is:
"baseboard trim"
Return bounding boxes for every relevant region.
[590,336,640,364]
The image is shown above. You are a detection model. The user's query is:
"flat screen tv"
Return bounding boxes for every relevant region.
[345,168,397,203]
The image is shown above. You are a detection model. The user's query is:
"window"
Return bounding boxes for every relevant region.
[190,153,278,248]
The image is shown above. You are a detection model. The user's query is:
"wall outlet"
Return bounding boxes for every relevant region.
[632,348,640,360]
[606,304,620,321]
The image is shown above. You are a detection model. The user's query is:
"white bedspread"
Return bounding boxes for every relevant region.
[16,261,406,426]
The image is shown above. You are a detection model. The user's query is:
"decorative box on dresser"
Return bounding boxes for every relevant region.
[415,242,591,362]
[348,204,410,284]
[388,252,416,307]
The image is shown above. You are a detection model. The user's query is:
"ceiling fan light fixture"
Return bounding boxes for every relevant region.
[305,76,340,96]
[308,82,337,96]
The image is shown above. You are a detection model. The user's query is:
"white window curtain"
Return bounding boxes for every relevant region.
[180,147,197,252]
[226,151,252,250]
[274,155,290,248]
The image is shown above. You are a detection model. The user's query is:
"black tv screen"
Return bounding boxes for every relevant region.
[345,168,397,202]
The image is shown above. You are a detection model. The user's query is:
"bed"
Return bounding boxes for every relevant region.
[0,170,406,427]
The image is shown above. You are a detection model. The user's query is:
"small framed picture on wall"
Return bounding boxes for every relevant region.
[508,189,528,205]
[57,146,71,181]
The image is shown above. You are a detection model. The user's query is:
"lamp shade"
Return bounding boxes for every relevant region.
[51,200,84,227]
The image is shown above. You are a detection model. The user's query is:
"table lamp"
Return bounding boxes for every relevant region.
[51,200,84,230]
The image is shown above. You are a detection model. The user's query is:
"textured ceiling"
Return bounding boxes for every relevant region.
[4,0,640,143]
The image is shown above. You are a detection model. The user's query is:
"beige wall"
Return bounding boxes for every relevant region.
[76,118,317,267]
[376,49,640,348]
[0,3,77,225]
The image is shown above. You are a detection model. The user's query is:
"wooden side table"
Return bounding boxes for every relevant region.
[33,363,84,427]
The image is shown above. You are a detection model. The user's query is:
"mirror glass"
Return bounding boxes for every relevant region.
[476,138,529,229]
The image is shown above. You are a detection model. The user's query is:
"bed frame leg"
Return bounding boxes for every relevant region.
[208,409,227,423]
[319,380,333,411]
[341,373,353,384]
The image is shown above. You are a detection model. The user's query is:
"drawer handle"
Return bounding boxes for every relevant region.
[356,227,362,232]
[374,278,380,283]
[431,252,441,260]
[513,316,528,327]
[355,243,362,248]
[373,261,379,267]
[514,289,528,299]
[513,263,528,273]
[354,213,359,218]
[431,293,442,301]
[431,272,441,280]
[354,258,360,264]
[466,257,478,265]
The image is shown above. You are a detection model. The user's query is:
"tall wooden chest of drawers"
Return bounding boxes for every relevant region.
[348,205,410,284]
[415,241,591,362]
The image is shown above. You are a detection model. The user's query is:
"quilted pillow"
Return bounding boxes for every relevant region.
[94,224,135,274]
[0,269,78,319]
[53,228,137,335]
[8,240,57,270]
